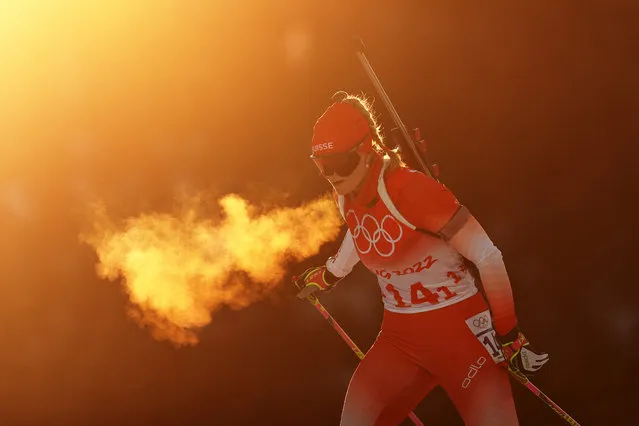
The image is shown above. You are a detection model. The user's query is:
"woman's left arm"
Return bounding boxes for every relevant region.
[446,212,550,375]
[445,213,517,336]
[391,169,518,333]
[394,169,549,374]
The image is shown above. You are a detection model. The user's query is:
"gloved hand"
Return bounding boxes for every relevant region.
[497,326,550,375]
[294,265,341,299]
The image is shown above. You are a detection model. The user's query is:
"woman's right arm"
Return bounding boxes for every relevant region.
[326,229,360,278]
[295,229,360,299]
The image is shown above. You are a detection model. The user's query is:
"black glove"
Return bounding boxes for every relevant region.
[497,326,550,375]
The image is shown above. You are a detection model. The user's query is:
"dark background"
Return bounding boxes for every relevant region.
[0,0,637,424]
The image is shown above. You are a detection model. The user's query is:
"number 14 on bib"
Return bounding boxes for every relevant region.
[465,310,506,364]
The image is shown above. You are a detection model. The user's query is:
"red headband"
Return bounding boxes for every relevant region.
[311,102,373,157]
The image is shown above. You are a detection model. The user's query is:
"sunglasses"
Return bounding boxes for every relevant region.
[310,134,370,178]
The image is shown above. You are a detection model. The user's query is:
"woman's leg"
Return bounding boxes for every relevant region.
[422,295,519,426]
[341,335,437,426]
[437,352,518,426]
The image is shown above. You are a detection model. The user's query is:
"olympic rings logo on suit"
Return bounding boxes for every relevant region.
[346,210,403,258]
[473,315,490,329]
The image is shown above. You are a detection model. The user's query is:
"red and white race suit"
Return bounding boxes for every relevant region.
[325,158,520,425]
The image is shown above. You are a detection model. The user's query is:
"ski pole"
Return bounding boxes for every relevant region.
[507,367,581,425]
[293,277,425,426]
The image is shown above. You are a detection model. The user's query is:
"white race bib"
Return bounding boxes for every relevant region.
[465,310,506,364]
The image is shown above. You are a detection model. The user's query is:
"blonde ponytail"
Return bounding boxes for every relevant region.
[330,91,406,170]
